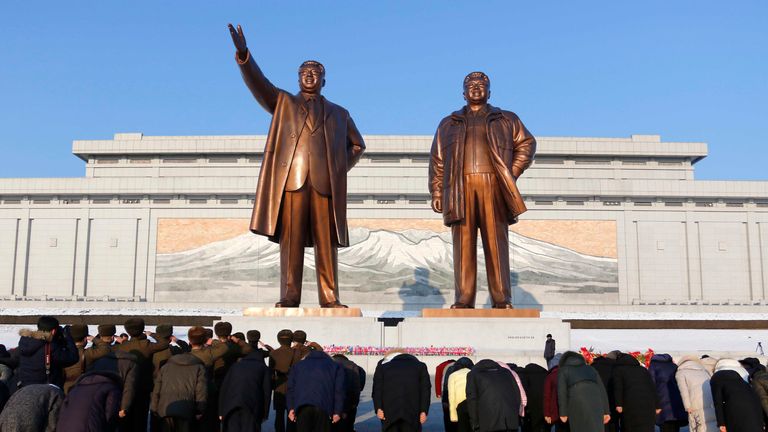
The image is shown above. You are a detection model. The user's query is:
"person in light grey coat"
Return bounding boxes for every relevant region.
[675,356,718,432]
[0,383,64,432]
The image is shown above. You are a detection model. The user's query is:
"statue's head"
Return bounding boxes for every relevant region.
[463,71,491,105]
[298,60,325,94]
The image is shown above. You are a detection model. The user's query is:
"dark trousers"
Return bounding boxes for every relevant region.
[554,423,570,432]
[660,420,683,432]
[296,405,331,432]
[275,408,288,432]
[121,391,149,432]
[224,407,262,432]
[279,183,340,306]
[443,402,457,432]
[456,401,472,432]
[452,173,511,307]
[162,417,197,432]
[383,419,420,432]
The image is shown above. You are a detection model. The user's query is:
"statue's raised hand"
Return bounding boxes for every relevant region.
[228,24,248,57]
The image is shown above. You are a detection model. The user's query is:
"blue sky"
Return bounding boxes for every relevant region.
[0,1,766,180]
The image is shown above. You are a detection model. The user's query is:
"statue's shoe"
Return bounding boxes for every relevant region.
[321,302,349,308]
[492,303,515,309]
[450,303,473,309]
[274,301,300,308]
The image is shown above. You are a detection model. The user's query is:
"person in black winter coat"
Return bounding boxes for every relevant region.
[648,354,688,432]
[14,316,79,388]
[613,353,660,432]
[710,368,764,432]
[332,354,366,432]
[522,363,548,432]
[591,355,617,432]
[466,359,522,432]
[219,350,273,432]
[288,350,346,432]
[56,370,123,432]
[372,352,431,432]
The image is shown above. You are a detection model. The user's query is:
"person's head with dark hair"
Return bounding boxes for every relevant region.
[293,330,307,345]
[123,318,145,338]
[232,332,246,343]
[0,344,9,359]
[546,333,552,339]
[247,330,261,347]
[188,326,207,348]
[204,328,214,343]
[37,315,59,332]
[98,324,117,343]
[277,329,293,347]
[214,321,232,340]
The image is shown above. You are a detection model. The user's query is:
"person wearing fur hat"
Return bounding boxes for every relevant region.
[293,330,311,361]
[62,324,90,394]
[113,317,170,432]
[270,329,297,432]
[14,315,79,389]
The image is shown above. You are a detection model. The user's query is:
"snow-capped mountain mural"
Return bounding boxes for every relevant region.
[155,224,618,307]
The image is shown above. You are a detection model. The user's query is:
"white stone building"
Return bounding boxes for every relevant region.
[1,132,766,311]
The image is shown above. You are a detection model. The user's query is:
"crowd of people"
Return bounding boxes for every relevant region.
[0,315,766,432]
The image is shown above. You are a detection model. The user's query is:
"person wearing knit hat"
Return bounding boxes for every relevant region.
[210,322,241,430]
[270,329,296,432]
[113,317,170,432]
[187,325,234,431]
[16,316,78,388]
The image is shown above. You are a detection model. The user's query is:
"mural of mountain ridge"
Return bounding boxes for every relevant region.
[155,227,618,303]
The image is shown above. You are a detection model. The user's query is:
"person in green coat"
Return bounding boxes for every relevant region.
[557,351,611,432]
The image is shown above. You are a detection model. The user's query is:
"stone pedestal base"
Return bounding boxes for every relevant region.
[421,308,540,318]
[243,307,362,317]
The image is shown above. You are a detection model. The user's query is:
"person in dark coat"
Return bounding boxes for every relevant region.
[270,329,297,432]
[649,354,688,432]
[613,353,660,432]
[741,358,768,424]
[557,351,610,432]
[115,317,170,432]
[465,359,522,432]
[522,363,548,432]
[56,370,123,432]
[591,354,617,432]
[219,349,273,432]
[544,334,556,365]
[90,348,139,422]
[288,350,345,432]
[151,352,208,432]
[710,363,764,432]
[14,316,79,388]
[332,354,365,432]
[372,352,431,432]
[0,383,64,432]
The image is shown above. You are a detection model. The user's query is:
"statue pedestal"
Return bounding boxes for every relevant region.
[421,308,540,318]
[243,307,362,318]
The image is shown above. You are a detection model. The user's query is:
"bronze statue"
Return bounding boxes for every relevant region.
[429,72,536,309]
[228,24,365,308]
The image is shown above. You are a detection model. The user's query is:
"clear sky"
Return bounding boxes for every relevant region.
[0,1,766,180]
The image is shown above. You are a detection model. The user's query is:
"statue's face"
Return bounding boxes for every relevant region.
[463,79,490,104]
[299,65,325,94]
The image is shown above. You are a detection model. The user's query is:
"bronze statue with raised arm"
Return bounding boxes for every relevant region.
[429,72,536,309]
[228,24,365,308]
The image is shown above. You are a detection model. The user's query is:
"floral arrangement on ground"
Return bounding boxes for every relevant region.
[322,345,475,356]
[580,346,655,367]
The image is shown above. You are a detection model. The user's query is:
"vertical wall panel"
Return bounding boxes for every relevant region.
[0,219,19,295]
[636,221,688,300]
[26,219,78,297]
[699,222,750,301]
[86,219,138,297]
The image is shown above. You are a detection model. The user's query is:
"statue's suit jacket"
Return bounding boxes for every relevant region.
[237,51,365,247]
[429,105,536,226]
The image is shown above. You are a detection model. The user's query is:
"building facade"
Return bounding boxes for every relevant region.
[1,132,767,310]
